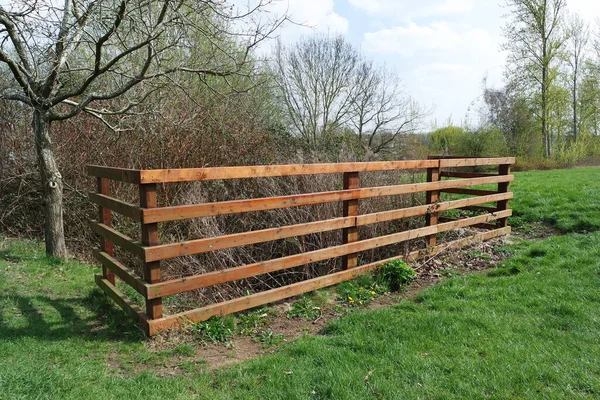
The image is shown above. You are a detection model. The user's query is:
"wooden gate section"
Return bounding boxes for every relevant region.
[87,157,515,336]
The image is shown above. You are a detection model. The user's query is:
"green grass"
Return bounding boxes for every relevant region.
[510,166,600,233]
[1,166,600,399]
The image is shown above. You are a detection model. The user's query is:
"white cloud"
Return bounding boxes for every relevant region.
[362,22,491,58]
[349,0,474,20]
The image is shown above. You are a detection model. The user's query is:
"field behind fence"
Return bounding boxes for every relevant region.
[88,156,514,336]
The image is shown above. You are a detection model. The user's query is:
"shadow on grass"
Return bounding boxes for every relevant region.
[0,288,146,343]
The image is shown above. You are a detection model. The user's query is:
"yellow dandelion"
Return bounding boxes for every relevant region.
[348,296,354,303]
[371,291,377,295]
[359,301,363,305]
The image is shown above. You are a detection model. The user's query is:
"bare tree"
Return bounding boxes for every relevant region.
[502,0,567,157]
[273,35,359,144]
[350,61,424,154]
[566,13,589,140]
[0,0,285,257]
[273,34,424,153]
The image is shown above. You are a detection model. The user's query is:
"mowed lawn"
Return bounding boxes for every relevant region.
[1,166,599,399]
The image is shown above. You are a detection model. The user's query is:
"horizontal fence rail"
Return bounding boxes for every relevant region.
[88,156,515,336]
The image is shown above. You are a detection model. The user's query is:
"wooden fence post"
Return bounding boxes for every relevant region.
[496,164,511,227]
[97,177,115,284]
[425,160,442,246]
[342,171,359,269]
[140,183,162,320]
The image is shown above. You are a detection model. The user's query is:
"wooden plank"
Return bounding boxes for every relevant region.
[87,165,141,184]
[143,192,514,262]
[89,192,143,222]
[438,217,498,230]
[138,160,440,183]
[93,249,149,297]
[497,164,511,228]
[97,177,115,284]
[145,210,511,298]
[342,172,359,269]
[95,275,149,334]
[89,221,145,257]
[441,171,498,178]
[147,226,511,335]
[355,192,513,226]
[440,157,515,167]
[425,162,441,246]
[459,205,499,212]
[142,175,514,223]
[145,217,355,262]
[140,183,162,320]
[440,188,499,196]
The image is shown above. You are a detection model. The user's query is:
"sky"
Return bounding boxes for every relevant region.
[258,0,600,129]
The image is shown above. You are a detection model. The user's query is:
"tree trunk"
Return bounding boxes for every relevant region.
[33,109,67,258]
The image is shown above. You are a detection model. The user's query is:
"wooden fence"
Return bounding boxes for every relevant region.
[88,157,514,336]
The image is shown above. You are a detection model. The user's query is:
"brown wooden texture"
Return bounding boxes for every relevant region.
[143,192,513,262]
[458,205,498,213]
[440,188,499,196]
[97,177,115,284]
[89,221,145,257]
[89,192,143,222]
[425,163,442,246]
[145,217,354,262]
[439,157,515,167]
[342,172,359,269]
[140,183,162,319]
[142,175,514,223]
[138,160,439,183]
[93,250,148,297]
[147,227,511,334]
[87,165,141,184]
[440,171,497,178]
[497,164,511,227]
[145,210,511,299]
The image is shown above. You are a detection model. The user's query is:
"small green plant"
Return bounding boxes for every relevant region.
[336,275,385,307]
[191,316,236,343]
[255,329,285,348]
[376,260,417,291]
[237,309,271,336]
[286,296,321,320]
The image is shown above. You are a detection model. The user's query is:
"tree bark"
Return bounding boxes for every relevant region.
[33,109,67,258]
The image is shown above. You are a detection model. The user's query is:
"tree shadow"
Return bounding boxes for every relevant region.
[0,288,146,343]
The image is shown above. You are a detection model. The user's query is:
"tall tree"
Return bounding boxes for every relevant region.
[502,0,567,157]
[0,0,285,257]
[566,13,589,140]
[273,35,424,153]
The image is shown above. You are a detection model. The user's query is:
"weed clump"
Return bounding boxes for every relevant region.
[376,260,417,291]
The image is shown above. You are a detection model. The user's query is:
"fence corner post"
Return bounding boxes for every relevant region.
[342,171,359,269]
[97,177,115,284]
[140,182,163,320]
[496,163,511,228]
[425,158,442,247]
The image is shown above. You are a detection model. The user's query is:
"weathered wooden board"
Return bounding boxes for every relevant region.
[138,160,439,183]
[143,193,513,262]
[142,175,514,223]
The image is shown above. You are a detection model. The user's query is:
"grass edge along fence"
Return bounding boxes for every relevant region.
[87,157,514,336]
